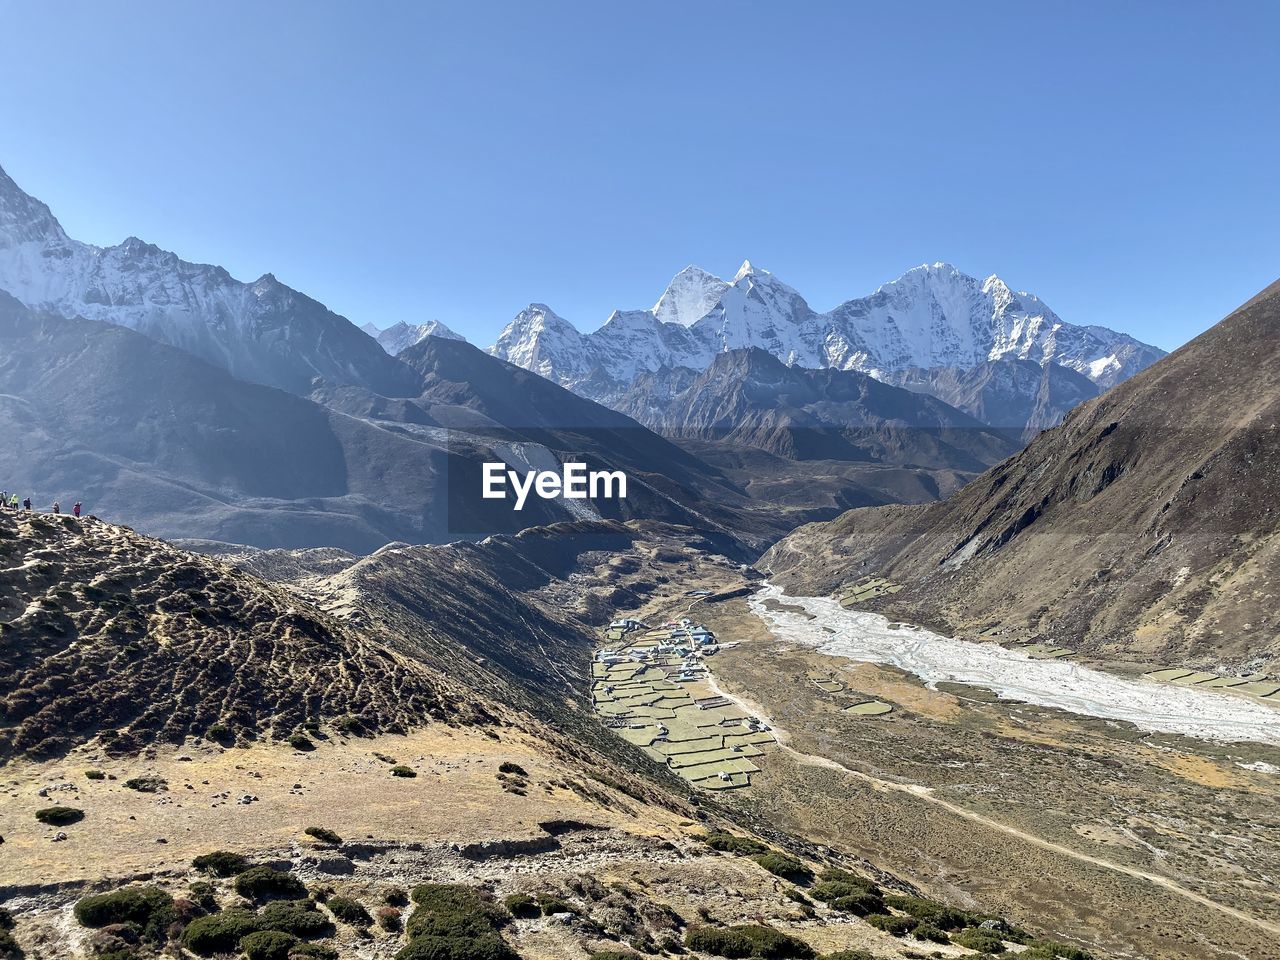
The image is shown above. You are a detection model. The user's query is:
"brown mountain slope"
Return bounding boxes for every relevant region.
[764,279,1280,669]
[0,511,470,760]
[4,512,1268,960]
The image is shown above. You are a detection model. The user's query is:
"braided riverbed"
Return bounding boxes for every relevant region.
[749,583,1280,747]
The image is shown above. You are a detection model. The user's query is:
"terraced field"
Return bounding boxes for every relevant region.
[1144,667,1280,703]
[838,575,902,607]
[592,620,777,789]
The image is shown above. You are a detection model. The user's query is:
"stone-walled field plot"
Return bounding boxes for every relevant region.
[592,618,777,789]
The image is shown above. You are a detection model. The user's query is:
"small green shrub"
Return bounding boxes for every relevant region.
[0,909,12,931]
[702,831,769,856]
[812,869,879,896]
[818,953,874,960]
[288,734,315,752]
[685,924,813,959]
[258,900,334,938]
[882,895,970,931]
[810,873,882,913]
[736,925,814,959]
[377,906,403,931]
[85,769,106,780]
[385,887,410,907]
[334,715,362,734]
[391,765,417,778]
[590,952,642,960]
[865,914,917,937]
[193,850,249,877]
[181,909,263,955]
[326,895,371,927]
[400,884,515,960]
[829,893,884,916]
[503,894,539,919]
[73,885,173,939]
[234,866,307,902]
[951,928,1007,953]
[35,806,83,826]
[1021,942,1094,960]
[406,884,510,939]
[536,894,574,916]
[890,896,967,931]
[123,776,167,793]
[751,853,812,883]
[303,826,342,845]
[685,927,753,958]
[497,762,527,776]
[243,930,300,960]
[288,945,339,960]
[0,930,21,960]
[207,723,233,744]
[911,924,948,944]
[396,932,516,960]
[188,881,219,913]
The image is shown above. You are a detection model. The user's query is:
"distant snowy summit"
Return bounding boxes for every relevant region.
[488,260,1165,395]
[363,319,466,355]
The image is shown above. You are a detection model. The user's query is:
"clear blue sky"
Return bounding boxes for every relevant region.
[2,1,1276,350]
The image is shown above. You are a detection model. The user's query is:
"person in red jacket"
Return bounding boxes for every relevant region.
[73,502,81,518]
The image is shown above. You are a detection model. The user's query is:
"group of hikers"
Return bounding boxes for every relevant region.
[0,491,81,517]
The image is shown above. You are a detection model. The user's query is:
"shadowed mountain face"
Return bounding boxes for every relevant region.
[0,293,1033,552]
[614,348,1020,470]
[764,280,1280,668]
[881,358,1101,441]
[0,293,621,550]
[309,336,790,552]
[0,295,783,553]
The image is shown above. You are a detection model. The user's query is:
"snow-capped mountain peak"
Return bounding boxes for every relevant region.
[0,164,67,247]
[370,318,466,355]
[0,163,420,396]
[488,260,1166,397]
[490,304,589,380]
[651,265,730,327]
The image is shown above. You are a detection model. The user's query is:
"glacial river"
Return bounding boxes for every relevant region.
[749,584,1280,747]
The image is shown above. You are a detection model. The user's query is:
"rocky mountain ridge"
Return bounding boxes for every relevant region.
[613,347,1019,468]
[365,318,466,354]
[763,277,1280,668]
[489,260,1165,405]
[0,163,420,396]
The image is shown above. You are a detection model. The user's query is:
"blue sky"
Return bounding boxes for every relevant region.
[1,1,1277,350]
